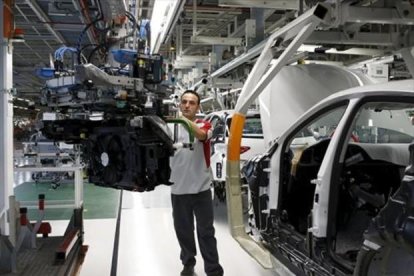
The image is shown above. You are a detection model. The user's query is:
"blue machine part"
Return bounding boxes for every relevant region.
[35,68,55,79]
[55,46,77,61]
[111,49,138,64]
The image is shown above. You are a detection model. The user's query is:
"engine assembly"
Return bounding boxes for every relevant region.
[42,115,174,192]
[40,46,179,192]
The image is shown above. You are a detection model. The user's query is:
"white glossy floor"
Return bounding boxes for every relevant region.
[78,186,278,276]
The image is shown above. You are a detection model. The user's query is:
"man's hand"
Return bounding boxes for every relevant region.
[180,116,208,141]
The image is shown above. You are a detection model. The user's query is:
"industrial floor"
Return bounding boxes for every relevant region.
[81,186,277,276]
[13,174,277,275]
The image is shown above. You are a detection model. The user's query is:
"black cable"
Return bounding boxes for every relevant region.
[87,44,108,63]
[87,11,140,63]
[76,0,105,64]
[80,43,99,52]
[108,11,140,44]
[79,43,99,63]
[125,11,140,30]
[110,189,123,276]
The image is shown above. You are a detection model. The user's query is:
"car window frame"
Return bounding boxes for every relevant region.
[326,95,414,265]
[278,100,350,211]
[328,95,414,224]
[226,113,264,139]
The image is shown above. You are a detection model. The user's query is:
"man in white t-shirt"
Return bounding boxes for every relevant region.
[170,90,224,276]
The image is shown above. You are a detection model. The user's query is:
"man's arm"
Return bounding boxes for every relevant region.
[181,117,211,141]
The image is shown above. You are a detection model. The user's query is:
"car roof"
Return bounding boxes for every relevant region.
[322,79,414,103]
[294,80,414,123]
[291,80,414,134]
[276,79,414,138]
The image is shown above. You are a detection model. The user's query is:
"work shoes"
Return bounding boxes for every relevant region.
[180,265,195,275]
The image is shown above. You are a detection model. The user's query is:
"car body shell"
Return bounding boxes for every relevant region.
[258,64,373,146]
[244,79,414,275]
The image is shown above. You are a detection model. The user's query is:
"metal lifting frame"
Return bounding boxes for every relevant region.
[225,3,329,269]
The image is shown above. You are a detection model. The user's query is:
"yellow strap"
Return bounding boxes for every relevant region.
[227,113,245,161]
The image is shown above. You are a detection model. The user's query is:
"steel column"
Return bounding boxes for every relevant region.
[0,1,15,235]
[251,8,264,45]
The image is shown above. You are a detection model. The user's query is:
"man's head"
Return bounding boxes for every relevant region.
[180,90,201,120]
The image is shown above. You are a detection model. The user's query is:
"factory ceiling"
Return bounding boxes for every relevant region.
[7,0,414,117]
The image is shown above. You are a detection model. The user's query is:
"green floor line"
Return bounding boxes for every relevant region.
[14,182,120,220]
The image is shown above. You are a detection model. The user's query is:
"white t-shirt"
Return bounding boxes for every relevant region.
[169,119,213,195]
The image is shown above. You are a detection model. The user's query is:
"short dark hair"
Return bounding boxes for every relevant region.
[181,90,201,105]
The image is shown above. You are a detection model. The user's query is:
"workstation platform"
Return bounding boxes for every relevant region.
[3,236,86,276]
[1,208,86,276]
[7,153,119,276]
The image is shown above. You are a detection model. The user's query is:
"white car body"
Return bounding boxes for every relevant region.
[208,64,373,202]
[259,64,373,146]
[243,79,414,275]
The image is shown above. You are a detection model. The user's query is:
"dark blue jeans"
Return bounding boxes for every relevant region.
[171,189,224,276]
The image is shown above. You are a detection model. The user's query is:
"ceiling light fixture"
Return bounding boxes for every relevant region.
[150,0,183,54]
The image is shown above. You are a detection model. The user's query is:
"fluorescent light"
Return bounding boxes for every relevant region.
[13,106,40,112]
[13,97,31,103]
[150,0,180,54]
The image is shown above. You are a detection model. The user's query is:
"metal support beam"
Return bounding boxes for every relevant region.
[0,2,15,236]
[245,19,256,50]
[307,31,399,47]
[190,4,329,89]
[182,7,273,55]
[212,78,243,89]
[208,40,266,80]
[173,55,210,69]
[342,5,414,25]
[265,10,296,34]
[176,55,210,62]
[231,9,274,37]
[195,11,227,36]
[177,24,183,56]
[191,35,243,46]
[235,23,319,113]
[16,35,57,41]
[193,0,197,36]
[212,45,225,70]
[173,61,209,69]
[24,0,66,45]
[251,8,264,44]
[219,0,299,10]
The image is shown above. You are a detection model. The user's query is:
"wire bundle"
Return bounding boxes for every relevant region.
[54,46,78,61]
